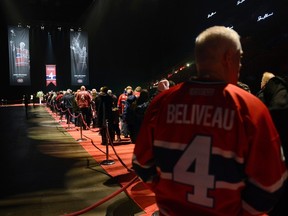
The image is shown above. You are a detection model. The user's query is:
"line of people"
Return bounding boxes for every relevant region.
[30,26,288,215]
[44,83,173,145]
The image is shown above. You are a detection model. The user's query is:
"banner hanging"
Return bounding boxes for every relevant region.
[70,31,89,86]
[8,26,31,85]
[46,65,57,86]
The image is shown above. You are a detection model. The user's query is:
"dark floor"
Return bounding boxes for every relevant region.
[0,104,143,216]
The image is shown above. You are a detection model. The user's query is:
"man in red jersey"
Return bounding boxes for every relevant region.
[132,26,287,216]
[76,85,92,129]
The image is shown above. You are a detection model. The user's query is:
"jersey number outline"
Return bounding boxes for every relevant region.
[173,135,215,207]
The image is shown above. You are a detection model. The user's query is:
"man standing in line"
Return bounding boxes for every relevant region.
[76,86,92,130]
[132,26,287,216]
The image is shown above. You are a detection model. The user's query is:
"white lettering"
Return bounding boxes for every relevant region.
[212,107,222,128]
[182,105,190,124]
[166,104,235,131]
[257,12,274,22]
[167,104,175,123]
[207,12,216,18]
[203,106,213,127]
[196,105,205,125]
[237,0,245,5]
[223,108,235,130]
[175,104,184,124]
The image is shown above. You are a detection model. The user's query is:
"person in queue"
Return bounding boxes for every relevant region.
[256,71,288,216]
[95,86,114,145]
[76,85,92,130]
[132,26,287,216]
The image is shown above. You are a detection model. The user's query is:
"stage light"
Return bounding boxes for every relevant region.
[26,25,30,29]
[18,23,22,27]
[78,27,82,32]
[57,26,61,31]
[41,25,45,30]
[70,28,74,32]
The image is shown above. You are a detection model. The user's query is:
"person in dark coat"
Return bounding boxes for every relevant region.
[122,94,137,143]
[108,89,121,142]
[122,89,150,144]
[95,86,114,145]
[62,89,75,125]
[133,89,150,142]
[256,72,288,216]
[256,72,288,166]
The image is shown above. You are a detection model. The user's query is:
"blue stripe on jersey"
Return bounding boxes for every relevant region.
[210,155,246,183]
[154,146,245,184]
[154,147,183,172]
[132,162,158,183]
[242,179,286,212]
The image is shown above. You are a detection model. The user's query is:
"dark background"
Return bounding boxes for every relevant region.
[1,0,288,100]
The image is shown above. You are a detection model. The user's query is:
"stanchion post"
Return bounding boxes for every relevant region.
[101,120,115,165]
[77,112,87,142]
[66,109,73,130]
[66,121,72,130]
[54,103,58,117]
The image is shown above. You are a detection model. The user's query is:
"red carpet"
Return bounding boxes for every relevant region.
[46,107,158,215]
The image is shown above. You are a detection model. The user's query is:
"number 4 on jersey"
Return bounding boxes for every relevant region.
[173,135,215,207]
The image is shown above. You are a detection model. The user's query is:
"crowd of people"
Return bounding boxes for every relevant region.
[27,25,288,216]
[43,82,171,145]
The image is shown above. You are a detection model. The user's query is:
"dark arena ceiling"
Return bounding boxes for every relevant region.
[0,0,288,97]
[2,0,94,24]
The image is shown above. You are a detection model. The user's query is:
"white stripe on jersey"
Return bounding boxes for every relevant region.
[161,171,244,190]
[242,200,265,215]
[154,140,244,164]
[132,154,154,169]
[161,172,173,179]
[212,147,244,164]
[248,170,288,193]
[154,140,186,150]
[215,181,245,190]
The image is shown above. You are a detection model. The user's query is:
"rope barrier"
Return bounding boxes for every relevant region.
[47,102,139,215]
[62,175,139,216]
[105,125,134,172]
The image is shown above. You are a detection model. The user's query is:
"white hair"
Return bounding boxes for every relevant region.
[195,26,241,67]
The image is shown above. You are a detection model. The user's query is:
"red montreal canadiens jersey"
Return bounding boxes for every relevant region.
[117,93,128,114]
[132,81,287,216]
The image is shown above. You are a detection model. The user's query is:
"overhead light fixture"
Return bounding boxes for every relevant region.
[41,25,45,30]
[57,26,62,31]
[70,28,74,32]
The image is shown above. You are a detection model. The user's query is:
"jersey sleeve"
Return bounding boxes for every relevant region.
[132,93,166,187]
[230,88,288,214]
